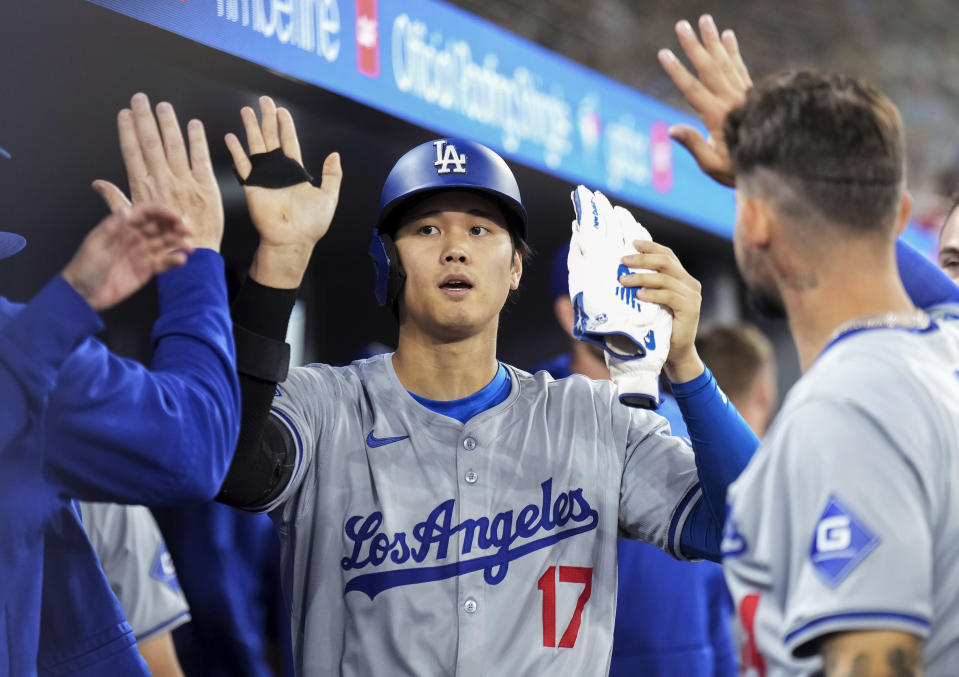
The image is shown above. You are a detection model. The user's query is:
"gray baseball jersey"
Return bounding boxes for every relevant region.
[723,306,959,676]
[259,353,704,676]
[80,502,190,640]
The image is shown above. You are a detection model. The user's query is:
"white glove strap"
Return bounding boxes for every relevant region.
[607,364,660,409]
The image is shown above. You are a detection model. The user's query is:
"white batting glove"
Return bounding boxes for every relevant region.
[568,185,673,408]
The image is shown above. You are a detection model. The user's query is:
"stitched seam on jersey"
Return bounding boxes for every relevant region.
[667,482,702,559]
[784,610,931,646]
[134,610,191,642]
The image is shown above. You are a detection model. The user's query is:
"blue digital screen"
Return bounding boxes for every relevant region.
[86,0,739,239]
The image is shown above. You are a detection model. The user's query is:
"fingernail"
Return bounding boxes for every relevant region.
[658,48,676,63]
[701,14,716,30]
[668,126,685,141]
[677,20,693,36]
[131,92,147,105]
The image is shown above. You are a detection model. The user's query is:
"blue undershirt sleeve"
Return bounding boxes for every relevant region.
[671,367,758,560]
[897,238,959,307]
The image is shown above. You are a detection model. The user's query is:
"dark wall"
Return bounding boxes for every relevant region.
[0,1,785,379]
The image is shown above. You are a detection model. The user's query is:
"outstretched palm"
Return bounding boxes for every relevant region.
[226,97,342,259]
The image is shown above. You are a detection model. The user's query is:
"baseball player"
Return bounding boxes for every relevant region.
[939,193,959,282]
[206,96,759,676]
[79,502,191,676]
[660,15,959,675]
[0,93,239,676]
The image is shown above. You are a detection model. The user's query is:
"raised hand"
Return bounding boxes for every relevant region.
[225,96,342,288]
[658,15,752,187]
[619,240,704,383]
[94,93,224,251]
[60,203,193,311]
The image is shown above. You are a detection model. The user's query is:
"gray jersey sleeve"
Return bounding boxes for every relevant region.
[80,502,191,640]
[764,399,933,657]
[257,364,338,518]
[618,407,701,558]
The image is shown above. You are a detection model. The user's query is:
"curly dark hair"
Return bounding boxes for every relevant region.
[725,70,905,234]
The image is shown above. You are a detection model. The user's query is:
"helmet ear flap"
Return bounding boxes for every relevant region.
[368,229,407,307]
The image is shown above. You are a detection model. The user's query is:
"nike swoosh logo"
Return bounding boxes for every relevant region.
[366,431,410,448]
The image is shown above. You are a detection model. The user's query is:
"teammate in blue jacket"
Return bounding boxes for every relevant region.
[0,92,239,676]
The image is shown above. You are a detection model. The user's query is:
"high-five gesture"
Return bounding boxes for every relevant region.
[658,15,752,187]
[61,203,193,311]
[225,96,342,288]
[94,93,224,251]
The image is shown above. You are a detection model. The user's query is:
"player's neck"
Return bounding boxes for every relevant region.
[393,324,500,400]
[783,257,915,373]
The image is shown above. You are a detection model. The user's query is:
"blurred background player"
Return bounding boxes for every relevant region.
[534,243,737,677]
[938,192,959,281]
[80,502,191,677]
[695,323,777,436]
[151,503,292,677]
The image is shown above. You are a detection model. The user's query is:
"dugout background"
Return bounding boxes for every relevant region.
[0,0,797,392]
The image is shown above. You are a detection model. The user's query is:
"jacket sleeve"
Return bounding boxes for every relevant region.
[42,249,241,504]
[0,277,103,454]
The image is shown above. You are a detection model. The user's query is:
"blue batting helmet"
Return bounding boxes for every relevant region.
[368,138,527,306]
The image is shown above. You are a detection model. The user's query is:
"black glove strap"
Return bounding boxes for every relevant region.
[235,148,314,188]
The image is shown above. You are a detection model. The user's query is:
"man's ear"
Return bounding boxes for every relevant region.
[895,191,913,237]
[737,192,774,250]
[510,250,523,290]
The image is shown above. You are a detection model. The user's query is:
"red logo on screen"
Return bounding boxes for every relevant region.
[650,121,673,194]
[356,0,380,78]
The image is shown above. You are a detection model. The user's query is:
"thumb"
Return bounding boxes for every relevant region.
[92,180,132,214]
[668,125,734,188]
[318,152,343,200]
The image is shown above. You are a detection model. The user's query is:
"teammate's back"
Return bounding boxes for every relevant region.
[725,307,959,675]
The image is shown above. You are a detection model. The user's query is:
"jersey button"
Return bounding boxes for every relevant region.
[464,470,478,484]
[464,598,478,614]
[463,437,477,451]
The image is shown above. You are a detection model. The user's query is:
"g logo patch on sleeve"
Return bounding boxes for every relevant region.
[809,495,879,588]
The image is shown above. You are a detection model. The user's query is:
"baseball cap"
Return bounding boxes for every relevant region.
[0,232,26,261]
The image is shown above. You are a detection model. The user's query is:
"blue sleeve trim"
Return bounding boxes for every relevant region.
[784,610,930,646]
[135,610,191,642]
[666,482,701,558]
[897,238,959,307]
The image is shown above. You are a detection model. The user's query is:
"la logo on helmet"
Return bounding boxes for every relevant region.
[433,140,467,174]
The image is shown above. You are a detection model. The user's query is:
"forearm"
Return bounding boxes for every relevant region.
[671,367,758,530]
[249,242,313,289]
[44,251,240,503]
[216,276,297,507]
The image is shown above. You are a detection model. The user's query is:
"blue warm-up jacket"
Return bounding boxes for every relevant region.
[0,250,239,677]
